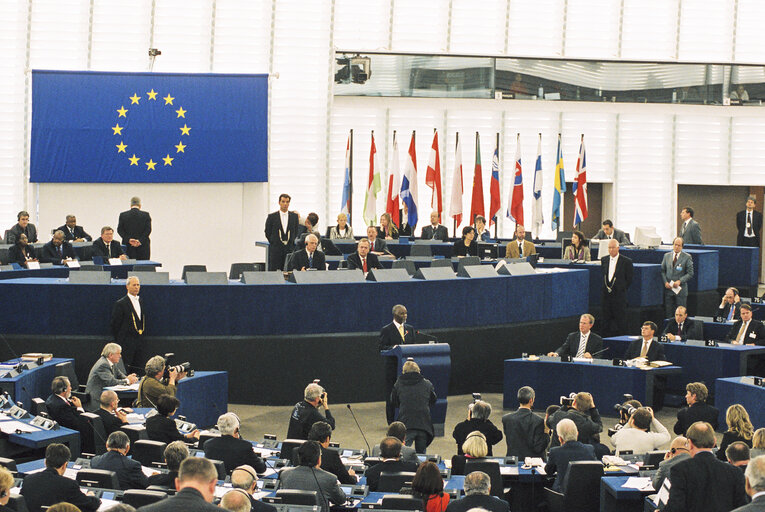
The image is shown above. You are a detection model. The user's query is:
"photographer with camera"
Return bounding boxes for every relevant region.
[548,392,609,458]
[287,382,335,440]
[135,355,187,408]
[611,406,670,455]
[452,397,503,456]
[608,395,643,437]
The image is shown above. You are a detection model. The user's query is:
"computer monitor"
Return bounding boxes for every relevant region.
[633,226,662,248]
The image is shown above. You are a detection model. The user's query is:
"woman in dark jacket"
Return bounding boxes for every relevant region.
[450,430,489,476]
[410,461,449,512]
[8,233,37,266]
[717,404,753,460]
[452,400,503,455]
[391,360,437,454]
[146,393,200,444]
[452,226,478,257]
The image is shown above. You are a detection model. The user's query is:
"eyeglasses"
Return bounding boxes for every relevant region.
[0,490,8,498]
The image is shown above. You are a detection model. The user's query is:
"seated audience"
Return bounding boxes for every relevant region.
[623,321,666,361]
[727,442,751,472]
[545,419,597,492]
[221,488,252,512]
[329,213,354,240]
[378,212,399,240]
[370,421,420,463]
[278,441,346,512]
[453,400,502,456]
[652,436,691,491]
[146,393,200,444]
[364,436,419,492]
[57,214,92,242]
[366,225,388,254]
[474,215,491,242]
[662,305,703,342]
[444,470,509,512]
[452,226,478,257]
[231,464,278,512]
[95,390,128,436]
[7,233,37,266]
[548,314,603,359]
[148,440,189,488]
[204,413,266,474]
[718,287,742,321]
[451,431,489,476]
[286,382,335,440]
[307,420,356,484]
[6,210,37,244]
[742,455,765,509]
[84,342,138,411]
[92,226,126,260]
[138,457,221,511]
[563,230,591,261]
[38,230,77,265]
[45,376,86,432]
[675,381,719,434]
[288,233,325,271]
[612,407,670,455]
[346,238,381,272]
[421,211,448,241]
[505,224,535,258]
[410,461,449,512]
[136,355,185,408]
[752,428,765,459]
[725,303,765,345]
[90,431,149,490]
[502,386,547,459]
[718,404,755,461]
[20,443,100,512]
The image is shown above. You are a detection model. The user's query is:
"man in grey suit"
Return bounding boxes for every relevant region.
[84,343,137,411]
[736,455,765,511]
[502,386,547,459]
[652,436,691,491]
[137,457,221,511]
[421,211,449,241]
[661,237,695,317]
[680,206,703,245]
[278,441,346,512]
[370,421,420,463]
[592,219,630,245]
[6,210,38,244]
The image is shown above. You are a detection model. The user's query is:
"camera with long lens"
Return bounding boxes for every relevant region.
[608,394,636,436]
[162,353,194,380]
[559,393,576,407]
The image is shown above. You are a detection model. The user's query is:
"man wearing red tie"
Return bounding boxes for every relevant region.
[347,239,381,273]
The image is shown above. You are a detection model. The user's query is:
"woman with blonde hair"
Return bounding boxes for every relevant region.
[329,213,354,240]
[378,212,399,240]
[451,430,488,475]
[0,466,14,512]
[750,427,765,458]
[717,403,754,460]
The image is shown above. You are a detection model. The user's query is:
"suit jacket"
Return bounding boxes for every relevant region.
[444,493,509,512]
[663,451,747,512]
[370,238,388,253]
[146,414,186,444]
[674,401,720,435]
[319,446,356,484]
[592,228,630,245]
[370,443,420,464]
[624,338,666,361]
[452,240,478,257]
[363,459,419,492]
[719,302,742,322]
[288,249,326,271]
[379,322,415,351]
[265,210,299,247]
[90,450,149,490]
[652,452,691,491]
[250,495,279,512]
[391,372,436,438]
[563,244,591,261]
[554,332,604,358]
[347,252,381,271]
[6,223,37,244]
[737,209,763,246]
[680,218,703,245]
[7,244,36,265]
[328,225,354,240]
[505,239,536,259]
[548,408,603,448]
[203,434,267,474]
[85,356,129,411]
[278,465,346,512]
[662,319,704,341]
[398,220,413,237]
[45,394,84,432]
[733,495,765,512]
[452,418,503,456]
[57,224,92,241]
[94,407,125,436]
[725,319,765,344]
[661,251,694,298]
[136,486,220,512]
[38,241,77,264]
[421,225,449,241]
[147,470,177,488]
[502,407,547,459]
[545,441,597,492]
[601,254,634,297]
[92,238,125,259]
[117,207,152,249]
[20,467,101,512]
[111,295,144,345]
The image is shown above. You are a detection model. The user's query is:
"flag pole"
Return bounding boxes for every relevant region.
[556,132,561,238]
[454,131,458,237]
[349,129,353,224]
[392,129,397,227]
[574,133,583,231]
[494,132,499,239]
[433,127,440,224]
[369,130,374,227]
[474,131,479,226]
[515,133,520,233]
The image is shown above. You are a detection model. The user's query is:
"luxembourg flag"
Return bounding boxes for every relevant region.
[506,134,524,225]
[573,134,588,227]
[340,133,352,222]
[386,131,401,226]
[531,134,544,238]
[488,140,501,226]
[401,131,419,228]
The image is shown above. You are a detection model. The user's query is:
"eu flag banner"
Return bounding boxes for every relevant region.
[31,70,268,183]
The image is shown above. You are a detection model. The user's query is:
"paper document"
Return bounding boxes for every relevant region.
[500,465,519,475]
[107,382,139,391]
[0,421,40,434]
[622,477,654,491]
[98,499,119,511]
[63,468,79,480]
[261,468,277,477]
[141,466,158,478]
[215,484,234,498]
[125,413,145,424]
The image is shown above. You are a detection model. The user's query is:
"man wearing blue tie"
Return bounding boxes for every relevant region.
[288,234,326,271]
[718,287,742,322]
[38,230,77,265]
[661,237,694,317]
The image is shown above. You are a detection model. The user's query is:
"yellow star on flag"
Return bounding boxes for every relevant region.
[116,106,128,118]
[129,93,141,104]
[163,154,174,166]
[145,159,157,170]
[147,89,158,100]
[128,154,140,166]
[116,141,127,153]
[180,124,191,136]
[175,141,186,153]
[175,107,186,118]
[163,94,174,105]
[112,123,123,135]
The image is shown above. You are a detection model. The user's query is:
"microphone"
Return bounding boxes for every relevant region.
[346,404,371,455]
[310,466,332,511]
[589,348,609,358]
[415,331,439,343]
[0,331,20,362]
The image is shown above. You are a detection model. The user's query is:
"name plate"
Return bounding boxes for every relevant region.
[65,260,80,268]
[537,356,560,363]
[26,261,40,270]
[108,258,123,265]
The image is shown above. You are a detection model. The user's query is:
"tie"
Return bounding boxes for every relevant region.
[107,243,111,258]
[677,323,682,336]
[518,242,523,256]
[748,212,753,236]
[362,257,367,272]
[736,322,748,344]
[57,246,62,257]
[640,340,649,357]
[728,306,735,321]
[673,253,677,267]
[681,223,686,235]
[308,253,313,268]
[398,324,405,341]
[576,336,586,358]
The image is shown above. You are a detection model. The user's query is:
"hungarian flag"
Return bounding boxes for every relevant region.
[386,132,401,226]
[507,134,524,225]
[573,135,588,227]
[425,130,443,222]
[470,132,485,223]
[401,131,418,228]
[449,133,464,226]
[363,132,382,225]
[488,139,501,226]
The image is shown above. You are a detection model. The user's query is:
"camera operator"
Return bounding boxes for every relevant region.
[286,382,335,440]
[611,406,670,455]
[548,392,609,457]
[453,399,503,456]
[608,396,643,436]
[135,355,187,408]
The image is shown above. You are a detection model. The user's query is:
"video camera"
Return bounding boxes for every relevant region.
[608,394,636,436]
[559,393,577,407]
[162,353,194,381]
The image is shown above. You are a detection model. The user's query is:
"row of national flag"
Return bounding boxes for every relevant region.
[342,130,589,235]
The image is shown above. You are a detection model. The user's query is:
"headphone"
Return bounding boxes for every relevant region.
[465,433,486,441]
[233,465,258,481]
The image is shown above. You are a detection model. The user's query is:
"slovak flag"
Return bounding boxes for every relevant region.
[507,134,524,225]
[573,135,588,227]
[488,140,501,226]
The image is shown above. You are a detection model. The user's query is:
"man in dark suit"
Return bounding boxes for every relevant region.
[364,437,419,492]
[719,287,743,322]
[674,382,719,435]
[726,303,765,345]
[45,376,86,433]
[737,455,765,511]
[545,419,597,492]
[679,206,703,245]
[370,422,420,463]
[547,392,604,454]
[90,431,149,490]
[203,413,266,473]
[592,219,630,244]
[624,321,666,361]
[502,386,547,459]
[85,342,138,410]
[445,471,509,512]
[110,275,144,368]
[95,391,128,436]
[306,421,357,484]
[548,314,603,359]
[278,441,347,512]
[288,234,326,271]
[421,211,449,241]
[601,239,634,337]
[661,237,695,317]
[20,443,100,512]
[737,196,763,248]
[231,464,278,512]
[6,210,38,244]
[264,193,300,271]
[366,225,389,254]
[117,196,152,259]
[57,214,92,242]
[148,441,189,488]
[347,238,381,272]
[380,304,416,423]
[663,421,747,512]
[663,306,704,342]
[92,226,126,261]
[137,457,221,511]
[38,230,77,265]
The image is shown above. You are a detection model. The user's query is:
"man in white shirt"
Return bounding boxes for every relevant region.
[347,239,381,273]
[624,321,666,361]
[110,276,145,368]
[601,239,634,337]
[725,303,765,345]
[84,342,138,410]
[264,193,299,270]
[612,407,670,455]
[739,455,765,511]
[548,314,603,359]
[737,196,763,248]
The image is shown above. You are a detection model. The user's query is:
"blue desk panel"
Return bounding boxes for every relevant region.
[661,316,734,342]
[685,244,758,289]
[503,358,681,411]
[0,271,588,337]
[0,261,161,281]
[600,475,654,512]
[0,358,74,410]
[715,377,765,429]
[3,417,80,458]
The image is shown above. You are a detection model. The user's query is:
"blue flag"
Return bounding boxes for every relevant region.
[31,70,268,183]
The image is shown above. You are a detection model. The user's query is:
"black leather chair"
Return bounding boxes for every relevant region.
[464,460,504,498]
[131,440,167,467]
[122,489,169,507]
[30,398,46,416]
[229,263,256,280]
[132,265,156,272]
[280,439,306,461]
[544,460,604,512]
[392,259,416,276]
[7,495,29,512]
[121,423,148,446]
[208,458,227,480]
[381,495,423,511]
[76,468,120,489]
[54,362,89,405]
[81,412,108,455]
[643,450,667,470]
[181,265,207,281]
[147,485,176,495]
[410,244,432,257]
[0,457,17,473]
[276,489,320,506]
[377,471,416,492]
[79,264,105,271]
